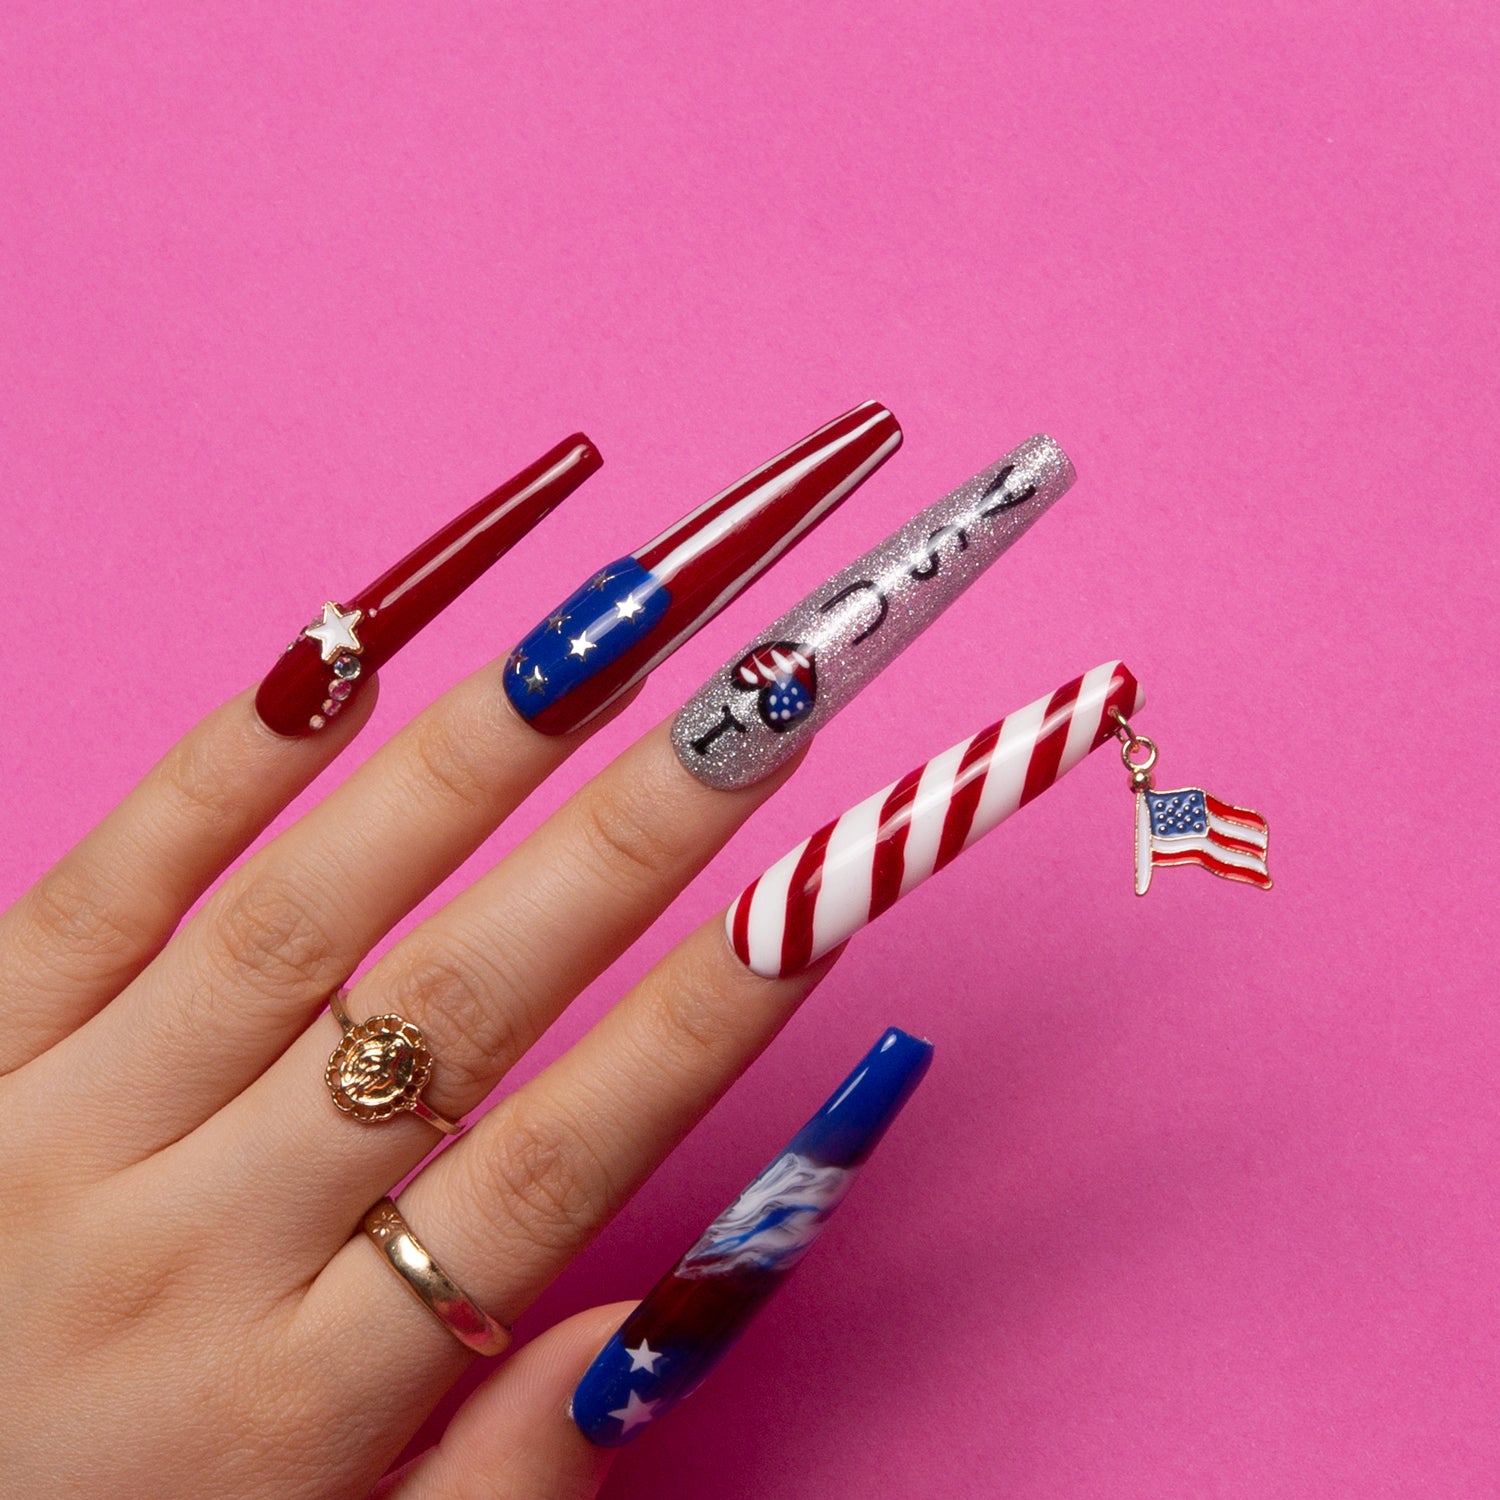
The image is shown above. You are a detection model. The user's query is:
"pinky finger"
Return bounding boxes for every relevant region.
[0,684,378,1073]
[375,1303,634,1500]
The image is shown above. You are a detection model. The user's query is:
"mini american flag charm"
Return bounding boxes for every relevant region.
[1110,710,1272,895]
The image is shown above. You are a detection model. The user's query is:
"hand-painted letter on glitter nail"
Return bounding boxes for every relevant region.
[672,435,1075,789]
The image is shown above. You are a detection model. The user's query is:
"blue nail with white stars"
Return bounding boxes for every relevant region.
[569,1027,933,1446]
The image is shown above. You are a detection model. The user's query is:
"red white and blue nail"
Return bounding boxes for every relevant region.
[570,1027,933,1447]
[502,402,901,736]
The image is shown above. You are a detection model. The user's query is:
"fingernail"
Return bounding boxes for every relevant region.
[254,435,602,738]
[502,401,902,736]
[673,435,1076,789]
[570,1026,933,1447]
[728,661,1143,977]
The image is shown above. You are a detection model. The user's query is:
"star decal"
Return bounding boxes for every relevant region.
[568,633,597,661]
[614,592,644,622]
[588,569,616,592]
[304,602,363,663]
[523,666,548,696]
[625,1340,663,1374]
[509,648,529,674]
[545,611,569,633]
[608,1390,658,1434]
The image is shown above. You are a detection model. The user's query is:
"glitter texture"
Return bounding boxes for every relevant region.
[671,435,1076,789]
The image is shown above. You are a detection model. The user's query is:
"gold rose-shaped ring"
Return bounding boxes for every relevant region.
[324,990,463,1135]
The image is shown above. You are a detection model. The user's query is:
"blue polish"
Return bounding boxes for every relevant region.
[502,556,671,720]
[786,1026,933,1169]
[570,1027,933,1446]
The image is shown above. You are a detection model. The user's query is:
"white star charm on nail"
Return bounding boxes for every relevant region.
[568,633,597,660]
[614,592,644,622]
[304,601,364,662]
[608,1390,658,1434]
[625,1340,662,1374]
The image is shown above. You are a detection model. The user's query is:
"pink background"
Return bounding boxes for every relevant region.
[2,4,1495,1496]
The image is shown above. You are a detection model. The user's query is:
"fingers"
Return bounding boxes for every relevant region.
[303,916,838,1401]
[27,402,896,1166]
[0,434,600,1079]
[0,685,377,1075]
[375,1304,633,1500]
[187,722,807,1246]
[21,664,622,1166]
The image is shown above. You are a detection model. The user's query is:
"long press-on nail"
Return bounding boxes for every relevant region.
[254,436,603,738]
[502,402,901,736]
[728,661,1143,977]
[673,435,1076,789]
[570,1026,932,1447]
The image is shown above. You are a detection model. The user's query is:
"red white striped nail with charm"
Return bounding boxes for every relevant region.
[254,435,602,738]
[726,661,1144,977]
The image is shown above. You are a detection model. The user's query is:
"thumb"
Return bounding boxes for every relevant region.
[376,1303,635,1500]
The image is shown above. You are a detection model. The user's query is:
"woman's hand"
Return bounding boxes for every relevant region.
[0,408,908,1499]
[0,405,1123,1497]
[0,657,837,1497]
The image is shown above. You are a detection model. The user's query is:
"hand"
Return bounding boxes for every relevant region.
[3,409,1124,1496]
[0,665,836,1498]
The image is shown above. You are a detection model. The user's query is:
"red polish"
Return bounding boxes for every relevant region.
[254,435,602,738]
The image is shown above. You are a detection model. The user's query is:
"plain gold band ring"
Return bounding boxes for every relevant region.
[362,1199,511,1358]
[325,988,464,1135]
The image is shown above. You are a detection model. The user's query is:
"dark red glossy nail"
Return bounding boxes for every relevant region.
[503,401,902,736]
[254,435,602,738]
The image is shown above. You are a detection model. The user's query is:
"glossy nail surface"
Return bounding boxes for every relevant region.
[728,661,1143,977]
[254,435,602,738]
[673,435,1075,789]
[570,1027,933,1447]
[502,401,901,736]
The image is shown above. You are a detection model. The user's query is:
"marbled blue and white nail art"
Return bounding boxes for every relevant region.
[569,1027,933,1446]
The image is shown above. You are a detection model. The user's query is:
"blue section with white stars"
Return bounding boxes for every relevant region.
[503,557,671,721]
[1146,788,1209,840]
[762,674,814,728]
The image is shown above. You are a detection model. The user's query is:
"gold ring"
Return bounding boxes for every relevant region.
[325,989,464,1135]
[363,1199,511,1357]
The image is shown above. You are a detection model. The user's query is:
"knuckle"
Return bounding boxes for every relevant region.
[206,873,343,998]
[153,731,245,840]
[25,864,153,969]
[403,710,497,816]
[472,1099,614,1257]
[639,969,733,1079]
[376,941,531,1100]
[571,782,684,892]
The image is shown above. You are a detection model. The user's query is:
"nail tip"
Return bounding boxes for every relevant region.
[730,663,1137,973]
[254,436,600,737]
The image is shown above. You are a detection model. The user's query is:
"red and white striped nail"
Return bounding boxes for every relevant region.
[726,661,1143,977]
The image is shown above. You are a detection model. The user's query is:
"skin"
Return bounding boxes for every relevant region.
[0,656,841,1499]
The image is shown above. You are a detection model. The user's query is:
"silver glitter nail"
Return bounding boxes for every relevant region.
[670,435,1076,790]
